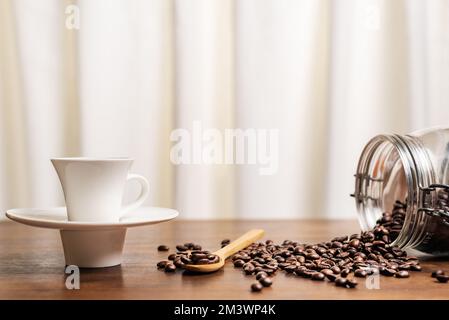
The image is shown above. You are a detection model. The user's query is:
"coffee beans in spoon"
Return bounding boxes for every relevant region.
[157,242,220,272]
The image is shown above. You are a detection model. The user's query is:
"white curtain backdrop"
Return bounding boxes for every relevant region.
[1,0,449,219]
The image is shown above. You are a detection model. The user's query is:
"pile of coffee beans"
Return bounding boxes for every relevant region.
[231,233,418,291]
[157,242,220,272]
[156,200,448,292]
[231,200,425,291]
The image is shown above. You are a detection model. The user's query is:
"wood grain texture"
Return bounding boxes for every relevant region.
[0,220,448,300]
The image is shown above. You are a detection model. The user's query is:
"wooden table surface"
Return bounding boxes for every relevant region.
[1,219,449,300]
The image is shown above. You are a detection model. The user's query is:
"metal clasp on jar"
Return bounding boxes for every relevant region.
[418,184,449,227]
[351,173,383,203]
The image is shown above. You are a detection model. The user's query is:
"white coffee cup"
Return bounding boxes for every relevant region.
[51,157,150,222]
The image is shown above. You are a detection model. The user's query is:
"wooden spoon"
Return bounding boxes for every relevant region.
[183,229,265,273]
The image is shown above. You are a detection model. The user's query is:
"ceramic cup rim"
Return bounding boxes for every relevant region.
[51,157,133,162]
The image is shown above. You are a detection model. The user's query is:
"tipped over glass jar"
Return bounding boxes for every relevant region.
[353,126,449,255]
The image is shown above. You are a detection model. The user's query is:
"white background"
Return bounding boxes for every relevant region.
[1,0,449,219]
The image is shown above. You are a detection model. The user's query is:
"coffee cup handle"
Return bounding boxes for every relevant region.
[122,174,150,214]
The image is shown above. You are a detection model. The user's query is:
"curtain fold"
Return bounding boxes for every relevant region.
[1,0,449,219]
[0,0,31,209]
[174,0,235,218]
[235,0,330,218]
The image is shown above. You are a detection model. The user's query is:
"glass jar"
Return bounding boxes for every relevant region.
[353,126,449,255]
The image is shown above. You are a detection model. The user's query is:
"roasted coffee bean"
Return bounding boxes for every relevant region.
[398,264,411,271]
[383,253,394,259]
[432,270,445,278]
[395,270,409,278]
[173,258,185,268]
[233,259,245,268]
[349,239,360,249]
[333,236,348,242]
[312,272,325,281]
[191,253,207,260]
[331,266,341,274]
[362,231,375,242]
[335,277,347,287]
[221,239,231,245]
[157,260,168,269]
[180,256,192,264]
[157,245,170,251]
[302,271,314,278]
[196,258,209,264]
[164,263,176,272]
[303,263,315,269]
[436,274,449,283]
[284,265,297,273]
[259,277,273,287]
[346,278,358,288]
[337,252,350,259]
[410,265,422,272]
[176,245,188,251]
[251,282,263,292]
[275,256,286,263]
[354,269,367,278]
[381,268,396,277]
[406,256,419,261]
[350,233,360,240]
[340,269,350,278]
[332,241,343,249]
[168,253,177,261]
[294,269,305,277]
[391,247,405,257]
[244,265,256,275]
[325,273,337,282]
[209,256,220,263]
[388,263,399,270]
[372,240,385,247]
[306,253,320,260]
[253,256,264,263]
[297,256,306,264]
[321,269,333,276]
[256,271,268,280]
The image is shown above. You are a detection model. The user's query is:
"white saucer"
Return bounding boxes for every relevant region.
[5,206,179,268]
[6,206,178,231]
